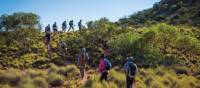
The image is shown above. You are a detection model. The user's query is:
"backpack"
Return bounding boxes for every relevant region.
[128,62,137,78]
[104,58,112,70]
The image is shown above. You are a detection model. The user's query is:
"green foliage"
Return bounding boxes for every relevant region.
[32,77,48,88]
[0,12,41,31]
[109,69,126,87]
[0,71,21,86]
[119,0,200,27]
[48,73,65,87]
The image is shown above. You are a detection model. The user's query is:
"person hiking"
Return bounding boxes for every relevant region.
[44,24,51,45]
[124,55,138,88]
[53,22,58,32]
[58,41,67,60]
[78,20,82,30]
[68,20,74,32]
[98,54,112,82]
[62,21,67,32]
[77,48,89,79]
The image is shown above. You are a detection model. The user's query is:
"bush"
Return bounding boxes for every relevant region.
[64,65,79,78]
[173,66,188,74]
[27,69,47,78]
[0,84,12,88]
[91,81,104,88]
[109,69,126,87]
[33,77,48,88]
[58,67,68,77]
[0,71,21,86]
[17,77,36,88]
[48,64,59,73]
[48,73,65,87]
[67,80,78,88]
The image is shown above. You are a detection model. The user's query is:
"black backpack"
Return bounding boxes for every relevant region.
[128,62,137,78]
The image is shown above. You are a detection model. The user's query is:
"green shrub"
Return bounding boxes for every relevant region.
[17,77,36,88]
[0,71,21,86]
[109,69,126,87]
[48,64,59,73]
[48,73,65,87]
[108,82,118,88]
[58,67,68,77]
[144,76,154,86]
[65,65,79,73]
[33,77,48,88]
[67,80,77,88]
[173,66,188,74]
[65,65,79,78]
[91,81,104,88]
[0,84,12,88]
[51,56,66,66]
[27,69,47,78]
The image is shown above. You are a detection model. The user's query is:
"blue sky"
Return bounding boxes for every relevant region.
[0,0,160,30]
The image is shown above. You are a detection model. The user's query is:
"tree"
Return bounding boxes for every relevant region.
[0,12,41,32]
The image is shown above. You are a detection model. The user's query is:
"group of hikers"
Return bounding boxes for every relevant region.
[78,46,138,88]
[45,20,83,33]
[43,20,138,88]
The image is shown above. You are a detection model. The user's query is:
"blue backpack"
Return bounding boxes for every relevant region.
[104,58,112,70]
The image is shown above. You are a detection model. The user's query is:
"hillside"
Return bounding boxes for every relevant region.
[119,0,200,27]
[0,0,200,87]
[0,23,200,88]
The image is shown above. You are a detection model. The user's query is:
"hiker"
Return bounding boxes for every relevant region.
[58,41,67,59]
[53,22,58,32]
[44,24,52,59]
[124,55,138,88]
[62,21,67,32]
[98,54,112,82]
[44,24,51,45]
[77,48,89,79]
[78,20,82,30]
[68,20,74,32]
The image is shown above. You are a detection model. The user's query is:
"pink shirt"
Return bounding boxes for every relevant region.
[98,58,105,73]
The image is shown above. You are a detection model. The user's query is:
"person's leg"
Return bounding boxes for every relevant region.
[104,71,108,81]
[126,76,132,88]
[67,26,71,32]
[126,76,129,88]
[72,27,74,32]
[63,28,66,32]
[100,72,106,81]
[79,27,81,30]
[80,66,85,78]
[83,66,85,78]
[130,78,134,88]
